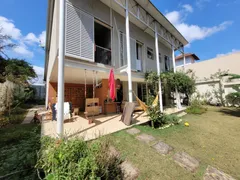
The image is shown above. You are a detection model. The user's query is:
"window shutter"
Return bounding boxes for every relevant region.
[130,38,137,70]
[80,11,94,61]
[65,2,94,62]
[66,3,81,57]
[120,32,127,66]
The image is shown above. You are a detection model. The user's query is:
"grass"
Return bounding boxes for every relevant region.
[103,106,240,180]
[0,124,41,179]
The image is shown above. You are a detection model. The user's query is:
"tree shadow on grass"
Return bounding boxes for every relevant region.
[218,108,240,118]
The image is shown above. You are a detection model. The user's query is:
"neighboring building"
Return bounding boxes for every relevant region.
[44,0,188,112]
[31,84,46,99]
[177,52,240,105]
[175,53,200,67]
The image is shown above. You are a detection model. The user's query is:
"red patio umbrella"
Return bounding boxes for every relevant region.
[108,69,115,101]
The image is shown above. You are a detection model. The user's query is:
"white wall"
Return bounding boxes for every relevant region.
[66,0,172,72]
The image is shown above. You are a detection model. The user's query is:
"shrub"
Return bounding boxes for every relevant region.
[186,98,207,114]
[0,116,9,128]
[36,137,123,180]
[226,92,240,106]
[11,107,26,114]
[8,114,25,124]
[147,106,180,128]
[161,114,180,125]
[0,125,41,179]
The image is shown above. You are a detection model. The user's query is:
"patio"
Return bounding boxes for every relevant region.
[41,107,186,141]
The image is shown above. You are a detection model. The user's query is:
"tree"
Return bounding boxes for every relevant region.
[0,28,16,58]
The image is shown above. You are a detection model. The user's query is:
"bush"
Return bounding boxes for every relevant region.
[8,114,25,124]
[226,92,240,106]
[11,107,26,114]
[36,137,123,180]
[0,116,9,128]
[186,98,207,114]
[147,106,180,128]
[161,114,180,125]
[0,125,41,179]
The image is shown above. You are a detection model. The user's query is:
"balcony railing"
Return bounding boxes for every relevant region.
[95,45,111,66]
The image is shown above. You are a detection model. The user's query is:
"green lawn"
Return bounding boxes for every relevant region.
[0,124,41,179]
[104,106,240,180]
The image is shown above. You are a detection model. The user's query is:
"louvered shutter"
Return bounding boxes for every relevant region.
[130,38,137,70]
[65,2,94,62]
[80,11,94,61]
[120,32,127,66]
[66,3,81,57]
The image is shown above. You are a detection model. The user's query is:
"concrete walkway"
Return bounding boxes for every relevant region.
[22,105,45,124]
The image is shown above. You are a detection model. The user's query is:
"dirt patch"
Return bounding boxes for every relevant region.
[173,152,199,172]
[204,166,236,180]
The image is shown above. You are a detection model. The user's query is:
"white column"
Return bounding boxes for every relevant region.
[154,23,163,112]
[172,46,181,109]
[125,0,133,102]
[57,0,66,136]
[183,47,186,72]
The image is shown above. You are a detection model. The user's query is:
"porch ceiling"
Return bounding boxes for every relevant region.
[50,58,145,84]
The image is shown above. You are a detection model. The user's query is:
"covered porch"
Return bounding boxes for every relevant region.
[41,107,185,141]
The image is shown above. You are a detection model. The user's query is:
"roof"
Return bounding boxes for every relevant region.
[176,53,200,61]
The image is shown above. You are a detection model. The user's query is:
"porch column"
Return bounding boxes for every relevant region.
[154,23,163,112]
[125,0,133,102]
[172,46,182,109]
[57,0,66,136]
[183,46,186,72]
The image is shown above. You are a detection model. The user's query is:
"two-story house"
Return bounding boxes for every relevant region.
[44,0,188,127]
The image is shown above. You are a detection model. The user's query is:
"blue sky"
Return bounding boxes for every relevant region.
[0,0,239,83]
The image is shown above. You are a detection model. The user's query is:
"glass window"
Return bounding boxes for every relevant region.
[164,55,170,71]
[147,47,154,60]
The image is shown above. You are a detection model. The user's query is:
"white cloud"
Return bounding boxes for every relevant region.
[0,16,22,40]
[196,0,211,9]
[0,15,46,59]
[165,11,181,25]
[38,31,46,46]
[182,4,193,13]
[216,49,240,57]
[32,66,45,85]
[176,21,232,43]
[165,7,233,43]
[13,42,34,58]
[24,33,39,44]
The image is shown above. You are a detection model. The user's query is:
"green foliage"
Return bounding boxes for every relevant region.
[0,124,41,179]
[147,106,180,128]
[145,71,196,106]
[226,92,240,106]
[186,98,207,114]
[0,106,27,127]
[12,86,35,108]
[0,116,9,128]
[160,71,196,96]
[0,28,16,58]
[8,113,26,124]
[36,138,123,180]
[0,56,36,84]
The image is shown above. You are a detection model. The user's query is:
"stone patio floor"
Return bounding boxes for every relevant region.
[41,107,186,141]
